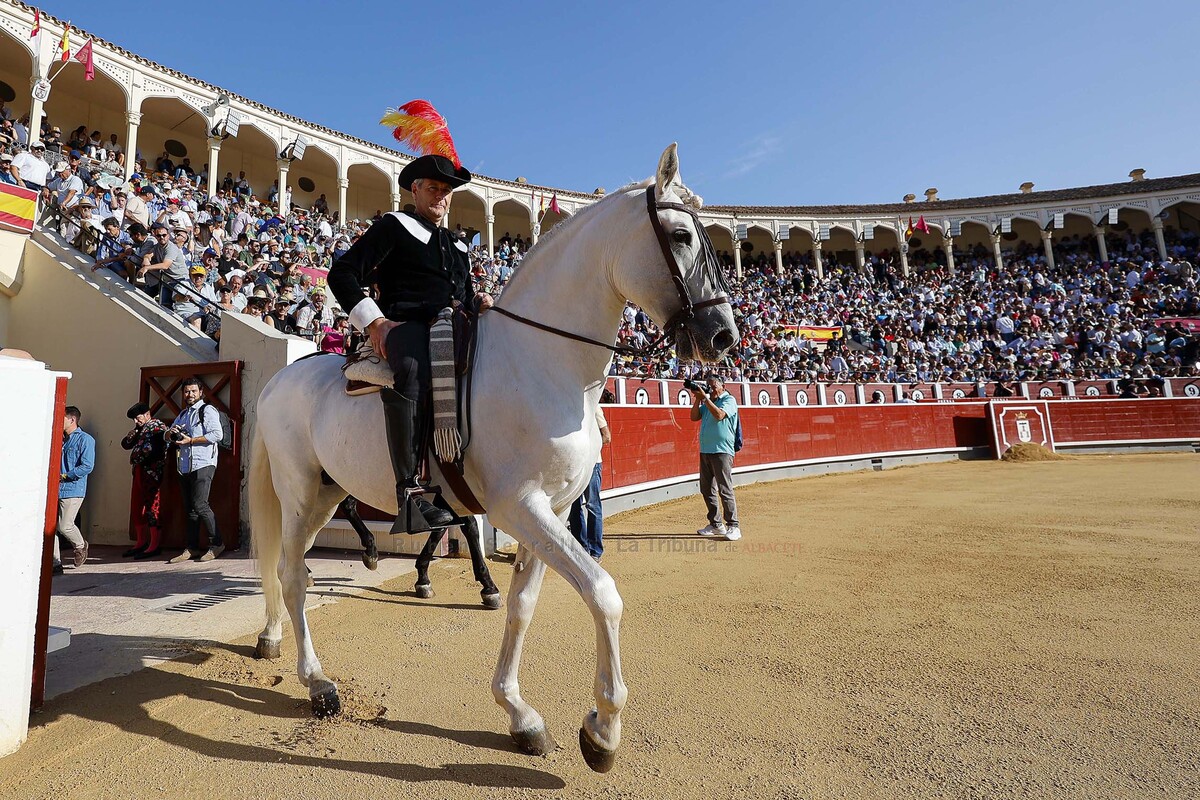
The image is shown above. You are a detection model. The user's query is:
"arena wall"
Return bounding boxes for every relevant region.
[597,399,1200,514]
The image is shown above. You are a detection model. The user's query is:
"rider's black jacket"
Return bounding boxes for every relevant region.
[327,211,473,327]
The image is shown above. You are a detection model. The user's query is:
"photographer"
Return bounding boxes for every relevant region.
[164,378,226,563]
[687,375,741,541]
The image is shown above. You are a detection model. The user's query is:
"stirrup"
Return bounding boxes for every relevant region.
[391,484,453,535]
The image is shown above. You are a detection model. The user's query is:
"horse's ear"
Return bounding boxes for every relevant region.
[655,143,679,198]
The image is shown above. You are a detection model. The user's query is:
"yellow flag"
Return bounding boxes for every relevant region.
[58,22,69,62]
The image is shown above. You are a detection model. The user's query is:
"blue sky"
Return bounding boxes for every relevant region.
[42,0,1200,205]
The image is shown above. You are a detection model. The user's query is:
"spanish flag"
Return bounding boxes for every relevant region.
[58,23,69,62]
[0,183,38,234]
[905,217,915,239]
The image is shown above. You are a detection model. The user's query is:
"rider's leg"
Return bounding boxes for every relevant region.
[382,321,454,533]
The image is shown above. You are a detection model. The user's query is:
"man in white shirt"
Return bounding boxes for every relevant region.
[12,143,50,190]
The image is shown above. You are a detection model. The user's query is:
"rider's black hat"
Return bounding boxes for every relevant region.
[398,154,471,192]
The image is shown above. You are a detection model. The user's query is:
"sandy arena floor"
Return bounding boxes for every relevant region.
[2,454,1198,799]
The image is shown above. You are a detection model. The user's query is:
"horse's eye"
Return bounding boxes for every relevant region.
[671,229,691,245]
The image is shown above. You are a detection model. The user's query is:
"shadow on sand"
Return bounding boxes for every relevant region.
[35,633,565,790]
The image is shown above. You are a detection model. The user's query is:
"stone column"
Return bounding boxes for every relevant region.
[773,240,784,275]
[206,137,221,199]
[854,241,866,273]
[732,242,743,279]
[899,244,910,277]
[391,192,401,212]
[485,212,495,256]
[1151,218,1168,260]
[28,81,45,149]
[124,111,142,180]
[276,159,291,213]
[943,236,956,275]
[1040,229,1055,270]
[991,232,1004,272]
[337,177,349,226]
[1093,224,1109,263]
[812,241,824,280]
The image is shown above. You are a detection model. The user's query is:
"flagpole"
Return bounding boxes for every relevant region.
[46,59,69,84]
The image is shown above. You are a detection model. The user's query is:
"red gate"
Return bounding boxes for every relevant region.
[137,361,243,550]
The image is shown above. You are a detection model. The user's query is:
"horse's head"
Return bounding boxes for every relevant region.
[615,144,738,363]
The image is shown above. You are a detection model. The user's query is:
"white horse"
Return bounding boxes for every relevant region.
[250,144,737,772]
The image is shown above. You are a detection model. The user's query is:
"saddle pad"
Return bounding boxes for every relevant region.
[343,341,394,389]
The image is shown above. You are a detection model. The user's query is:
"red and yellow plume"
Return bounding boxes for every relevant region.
[381,100,461,169]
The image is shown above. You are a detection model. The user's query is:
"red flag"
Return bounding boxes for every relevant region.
[905,217,915,239]
[549,193,560,215]
[58,23,69,62]
[30,9,40,38]
[74,38,94,81]
[915,215,931,234]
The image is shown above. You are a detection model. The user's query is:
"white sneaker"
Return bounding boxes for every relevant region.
[697,523,726,537]
[724,526,742,541]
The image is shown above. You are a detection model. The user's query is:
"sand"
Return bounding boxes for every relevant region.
[2,454,1198,800]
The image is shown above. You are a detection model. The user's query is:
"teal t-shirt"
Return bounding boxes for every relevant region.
[699,393,738,455]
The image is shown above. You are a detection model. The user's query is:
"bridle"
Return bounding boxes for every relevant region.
[490,186,731,359]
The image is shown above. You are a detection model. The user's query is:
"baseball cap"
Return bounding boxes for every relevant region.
[54,161,69,172]
[189,266,207,276]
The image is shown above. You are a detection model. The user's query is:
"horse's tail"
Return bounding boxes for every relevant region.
[249,425,284,625]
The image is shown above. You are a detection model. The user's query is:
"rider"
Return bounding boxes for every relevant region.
[327,154,492,533]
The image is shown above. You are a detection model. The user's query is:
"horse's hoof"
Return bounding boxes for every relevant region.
[415,583,434,599]
[362,552,378,571]
[511,725,557,756]
[579,727,617,773]
[311,687,341,718]
[306,574,315,588]
[481,591,503,609]
[254,638,281,660]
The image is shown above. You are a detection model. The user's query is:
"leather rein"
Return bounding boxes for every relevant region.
[490,186,731,359]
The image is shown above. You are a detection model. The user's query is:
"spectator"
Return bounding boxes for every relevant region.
[51,161,82,209]
[568,405,609,561]
[689,375,741,542]
[141,222,187,305]
[120,402,169,558]
[12,142,49,191]
[165,378,227,563]
[319,314,350,353]
[294,288,333,334]
[0,152,23,187]
[55,405,95,574]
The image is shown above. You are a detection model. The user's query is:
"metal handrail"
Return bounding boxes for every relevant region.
[40,203,224,327]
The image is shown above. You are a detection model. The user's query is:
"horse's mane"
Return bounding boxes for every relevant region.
[524,179,651,255]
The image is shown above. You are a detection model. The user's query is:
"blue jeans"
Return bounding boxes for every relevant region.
[568,462,604,559]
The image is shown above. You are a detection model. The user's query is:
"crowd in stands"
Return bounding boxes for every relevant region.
[3,111,382,350]
[7,108,1199,389]
[601,232,1200,389]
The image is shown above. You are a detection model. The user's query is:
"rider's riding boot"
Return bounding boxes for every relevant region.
[381,387,454,534]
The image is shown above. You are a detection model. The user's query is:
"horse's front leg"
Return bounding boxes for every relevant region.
[462,516,502,609]
[414,527,446,598]
[280,528,340,717]
[492,543,555,755]
[494,497,626,772]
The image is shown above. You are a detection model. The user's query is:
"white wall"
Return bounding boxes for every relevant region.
[5,235,214,543]
[0,357,63,757]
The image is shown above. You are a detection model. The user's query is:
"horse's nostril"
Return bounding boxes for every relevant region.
[712,330,735,353]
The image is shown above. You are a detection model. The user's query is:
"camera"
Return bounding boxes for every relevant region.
[682,378,705,393]
[169,427,187,443]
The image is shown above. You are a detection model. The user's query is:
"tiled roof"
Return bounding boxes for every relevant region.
[707,173,1200,217]
[16,3,597,201]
